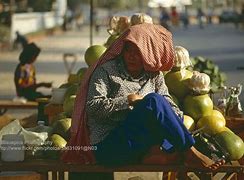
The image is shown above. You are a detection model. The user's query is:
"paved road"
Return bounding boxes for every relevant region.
[0,23,243,105]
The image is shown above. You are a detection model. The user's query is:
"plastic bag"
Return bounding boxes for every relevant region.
[0,119,48,146]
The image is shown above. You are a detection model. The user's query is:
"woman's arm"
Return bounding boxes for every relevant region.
[86,67,130,120]
[155,72,183,118]
[35,82,52,88]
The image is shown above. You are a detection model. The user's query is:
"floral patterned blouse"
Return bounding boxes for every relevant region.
[86,57,183,145]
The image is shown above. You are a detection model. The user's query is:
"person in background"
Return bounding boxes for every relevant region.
[159,6,170,31]
[14,43,52,101]
[181,7,189,29]
[197,8,205,29]
[170,6,180,27]
[62,23,225,171]
[13,31,28,49]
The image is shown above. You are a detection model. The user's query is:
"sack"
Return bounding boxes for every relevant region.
[193,132,231,163]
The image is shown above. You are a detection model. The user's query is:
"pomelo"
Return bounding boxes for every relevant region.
[76,67,88,82]
[64,84,79,99]
[50,112,68,125]
[104,34,119,47]
[59,83,72,89]
[52,118,71,141]
[50,134,67,149]
[44,134,67,159]
[215,130,244,160]
[84,45,107,66]
[212,109,226,125]
[67,73,80,84]
[197,114,225,135]
[183,115,195,132]
[63,95,76,117]
[165,69,193,100]
[183,94,213,121]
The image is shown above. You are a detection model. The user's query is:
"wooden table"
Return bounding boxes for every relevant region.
[0,100,38,115]
[0,159,243,180]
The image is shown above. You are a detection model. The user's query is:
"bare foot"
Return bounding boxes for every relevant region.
[185,146,225,170]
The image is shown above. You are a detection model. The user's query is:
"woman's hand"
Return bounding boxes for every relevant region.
[127,94,143,106]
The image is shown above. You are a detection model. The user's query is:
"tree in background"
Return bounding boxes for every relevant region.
[67,0,148,10]
[28,0,54,12]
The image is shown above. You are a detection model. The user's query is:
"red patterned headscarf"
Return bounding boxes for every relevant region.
[61,23,175,164]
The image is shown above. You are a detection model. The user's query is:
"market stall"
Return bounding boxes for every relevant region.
[0,13,243,180]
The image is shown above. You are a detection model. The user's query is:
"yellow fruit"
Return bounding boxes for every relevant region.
[104,34,119,47]
[68,74,80,84]
[52,118,71,141]
[165,69,193,100]
[64,84,79,99]
[212,109,226,125]
[183,115,195,132]
[84,45,107,66]
[63,95,76,117]
[215,130,244,160]
[220,126,234,133]
[50,134,67,149]
[183,94,213,121]
[197,115,225,135]
[76,67,88,82]
[59,83,72,89]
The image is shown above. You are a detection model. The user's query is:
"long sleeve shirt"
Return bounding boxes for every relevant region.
[86,57,183,145]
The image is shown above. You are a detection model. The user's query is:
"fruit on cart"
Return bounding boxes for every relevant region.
[84,45,107,66]
[44,134,67,159]
[50,112,68,125]
[173,46,192,70]
[130,13,153,26]
[183,115,195,132]
[104,34,119,47]
[52,118,71,141]
[188,71,211,95]
[76,67,88,82]
[165,69,193,100]
[64,84,79,99]
[63,95,76,117]
[183,94,213,120]
[50,134,67,149]
[212,109,225,124]
[59,82,72,89]
[190,56,227,92]
[196,114,225,135]
[215,130,244,160]
[67,74,80,84]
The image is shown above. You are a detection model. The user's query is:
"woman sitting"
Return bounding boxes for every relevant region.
[62,23,225,170]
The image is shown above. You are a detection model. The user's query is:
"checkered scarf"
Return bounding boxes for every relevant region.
[61,23,175,164]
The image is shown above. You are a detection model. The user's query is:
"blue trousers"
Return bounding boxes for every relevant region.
[94,93,195,165]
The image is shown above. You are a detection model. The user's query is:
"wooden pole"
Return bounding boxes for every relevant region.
[90,0,94,46]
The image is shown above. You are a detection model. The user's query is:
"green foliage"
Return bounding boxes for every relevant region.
[68,0,148,10]
[28,0,53,12]
[189,56,227,93]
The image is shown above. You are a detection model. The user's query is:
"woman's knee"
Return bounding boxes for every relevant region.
[144,93,162,100]
[144,93,168,103]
